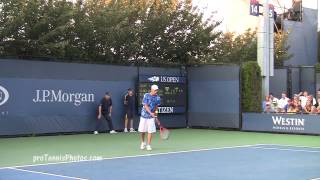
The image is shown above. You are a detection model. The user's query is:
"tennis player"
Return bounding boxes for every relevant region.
[138,84,161,151]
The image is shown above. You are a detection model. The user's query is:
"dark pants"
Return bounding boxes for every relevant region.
[95,113,114,131]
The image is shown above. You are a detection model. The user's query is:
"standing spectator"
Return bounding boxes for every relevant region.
[278,92,289,112]
[138,85,161,151]
[94,92,117,134]
[123,88,136,133]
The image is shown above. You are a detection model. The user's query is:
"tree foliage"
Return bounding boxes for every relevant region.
[0,0,221,66]
[213,29,292,67]
[241,61,262,112]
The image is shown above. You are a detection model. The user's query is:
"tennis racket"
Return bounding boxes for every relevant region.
[155,116,170,140]
[159,125,170,140]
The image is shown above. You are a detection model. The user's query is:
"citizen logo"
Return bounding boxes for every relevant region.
[0,85,9,106]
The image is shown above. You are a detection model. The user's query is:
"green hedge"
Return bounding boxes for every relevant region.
[241,61,262,112]
[315,63,320,73]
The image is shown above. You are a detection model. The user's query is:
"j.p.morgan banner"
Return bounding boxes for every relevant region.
[0,78,115,135]
[242,113,320,135]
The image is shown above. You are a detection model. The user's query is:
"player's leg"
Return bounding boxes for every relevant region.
[138,117,147,149]
[124,114,128,132]
[128,109,136,132]
[105,114,116,134]
[94,119,102,134]
[146,118,156,151]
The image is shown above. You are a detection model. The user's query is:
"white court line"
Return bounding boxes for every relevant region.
[6,167,89,180]
[0,144,256,170]
[249,146,320,153]
[310,178,320,180]
[255,144,320,149]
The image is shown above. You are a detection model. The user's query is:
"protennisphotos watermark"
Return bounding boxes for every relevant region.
[33,154,103,163]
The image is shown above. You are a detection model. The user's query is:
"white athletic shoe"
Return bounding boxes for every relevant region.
[129,128,136,132]
[140,142,146,150]
[146,145,152,151]
[110,130,117,134]
[93,131,98,135]
[124,128,128,133]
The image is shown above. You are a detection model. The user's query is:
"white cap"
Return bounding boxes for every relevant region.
[151,84,159,90]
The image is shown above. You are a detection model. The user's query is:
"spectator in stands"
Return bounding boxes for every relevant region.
[287,102,297,114]
[315,98,320,108]
[307,95,317,106]
[299,91,309,108]
[315,98,320,113]
[278,92,289,112]
[262,95,271,112]
[303,100,313,114]
[317,88,320,100]
[264,104,272,113]
[292,95,302,112]
[123,88,136,133]
[269,93,279,112]
[94,92,117,134]
[310,106,318,114]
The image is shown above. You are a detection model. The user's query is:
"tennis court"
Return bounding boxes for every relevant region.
[0,129,319,180]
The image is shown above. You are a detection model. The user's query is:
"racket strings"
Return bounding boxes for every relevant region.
[160,128,170,140]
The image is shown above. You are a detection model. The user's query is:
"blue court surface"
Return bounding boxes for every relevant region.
[1,144,319,180]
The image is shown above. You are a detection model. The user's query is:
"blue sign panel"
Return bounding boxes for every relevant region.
[242,113,320,135]
[138,75,187,114]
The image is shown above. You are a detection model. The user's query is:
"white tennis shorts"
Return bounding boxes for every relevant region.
[138,117,156,133]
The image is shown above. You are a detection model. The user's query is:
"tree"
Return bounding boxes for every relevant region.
[213,28,292,66]
[0,0,222,66]
[0,0,74,59]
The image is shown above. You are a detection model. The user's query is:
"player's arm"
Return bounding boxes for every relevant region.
[144,104,156,117]
[109,99,112,116]
[154,106,160,126]
[98,105,102,119]
[124,94,128,105]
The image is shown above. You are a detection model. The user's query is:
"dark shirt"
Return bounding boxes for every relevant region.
[124,94,135,111]
[100,98,112,114]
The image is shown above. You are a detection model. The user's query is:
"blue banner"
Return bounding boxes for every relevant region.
[0,78,132,135]
[242,113,320,135]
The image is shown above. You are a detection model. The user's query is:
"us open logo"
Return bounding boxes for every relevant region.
[0,85,9,106]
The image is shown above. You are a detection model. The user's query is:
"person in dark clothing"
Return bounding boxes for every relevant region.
[94,92,117,134]
[124,88,136,132]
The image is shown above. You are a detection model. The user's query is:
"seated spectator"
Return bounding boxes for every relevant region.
[307,95,316,106]
[316,98,320,110]
[287,103,297,114]
[269,93,279,112]
[303,100,313,114]
[310,106,318,114]
[264,103,275,113]
[262,95,271,112]
[293,94,302,113]
[278,92,289,112]
[317,88,320,99]
[299,91,309,108]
